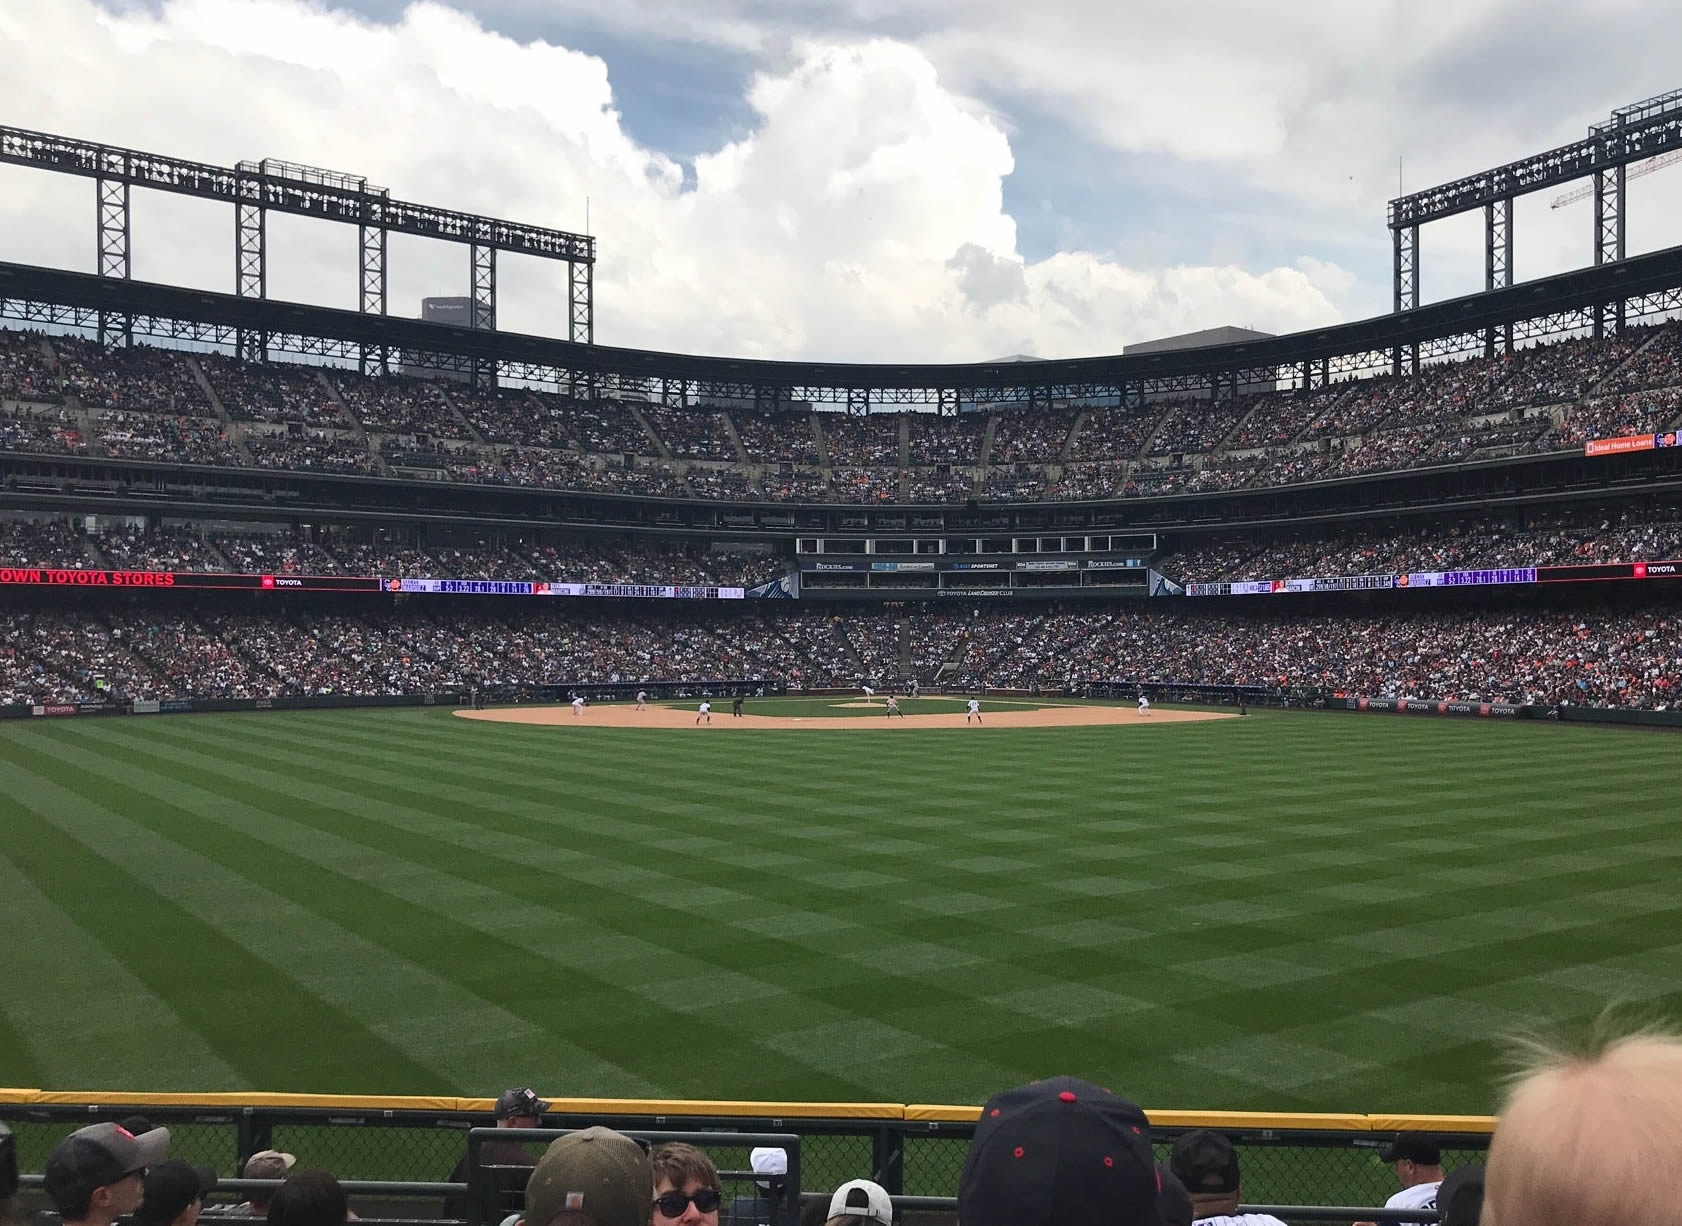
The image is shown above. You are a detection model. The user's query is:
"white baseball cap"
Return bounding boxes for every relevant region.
[827,1179,893,1225]
[749,1147,787,1188]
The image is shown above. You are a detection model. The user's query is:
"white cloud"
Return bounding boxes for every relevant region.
[0,0,1348,363]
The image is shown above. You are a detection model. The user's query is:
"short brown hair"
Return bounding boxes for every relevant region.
[650,1143,720,1193]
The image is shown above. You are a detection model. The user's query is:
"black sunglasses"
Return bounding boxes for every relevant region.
[653,1189,722,1217]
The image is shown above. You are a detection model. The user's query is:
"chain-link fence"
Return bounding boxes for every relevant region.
[1,1101,1492,1224]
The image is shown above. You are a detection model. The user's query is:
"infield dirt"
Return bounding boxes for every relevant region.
[455,702,1235,730]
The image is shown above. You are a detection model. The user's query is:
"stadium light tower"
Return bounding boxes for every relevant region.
[1387,86,1682,367]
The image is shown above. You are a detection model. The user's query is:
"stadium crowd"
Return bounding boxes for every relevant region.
[6,320,1682,502]
[32,1032,1682,1226]
[0,601,1674,709]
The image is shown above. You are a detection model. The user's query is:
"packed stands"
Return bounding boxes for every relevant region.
[5,320,1682,501]
[199,354,346,426]
[1,603,1674,709]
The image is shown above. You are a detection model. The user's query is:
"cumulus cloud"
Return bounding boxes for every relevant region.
[0,0,1348,362]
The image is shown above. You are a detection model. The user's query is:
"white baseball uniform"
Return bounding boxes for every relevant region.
[572,696,585,715]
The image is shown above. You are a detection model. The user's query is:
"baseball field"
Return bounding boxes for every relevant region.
[2,697,1679,1119]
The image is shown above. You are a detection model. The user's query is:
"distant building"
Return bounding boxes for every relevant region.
[1125,326,1278,398]
[400,297,478,383]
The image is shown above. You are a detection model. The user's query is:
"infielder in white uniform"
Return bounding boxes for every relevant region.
[696,700,711,724]
[635,690,648,711]
[1137,694,1151,716]
[885,694,904,718]
[571,694,585,716]
[966,698,981,724]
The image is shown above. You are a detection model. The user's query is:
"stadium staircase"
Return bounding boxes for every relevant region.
[315,372,362,434]
[628,404,672,459]
[978,413,999,467]
[1286,384,1359,445]
[186,356,252,465]
[809,413,830,472]
[437,388,487,445]
[898,621,912,678]
[720,412,749,463]
[898,415,911,467]
[1059,410,1088,462]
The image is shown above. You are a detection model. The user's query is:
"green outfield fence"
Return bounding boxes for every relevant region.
[0,1090,1491,1223]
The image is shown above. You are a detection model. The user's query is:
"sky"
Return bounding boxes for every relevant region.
[1,0,1680,363]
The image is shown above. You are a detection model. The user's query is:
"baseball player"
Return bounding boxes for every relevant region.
[909,679,920,699]
[696,700,711,724]
[1137,693,1151,717]
[886,694,904,718]
[571,694,586,717]
[862,682,875,700]
[635,689,648,711]
[732,694,744,718]
[966,698,981,724]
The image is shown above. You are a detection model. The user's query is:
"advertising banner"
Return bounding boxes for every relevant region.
[1585,431,1680,456]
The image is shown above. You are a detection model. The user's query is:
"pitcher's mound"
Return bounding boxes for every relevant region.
[456,704,1235,730]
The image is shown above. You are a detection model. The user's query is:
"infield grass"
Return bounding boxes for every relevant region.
[3,702,1679,1126]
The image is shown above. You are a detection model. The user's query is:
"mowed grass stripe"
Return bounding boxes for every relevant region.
[167,713,1682,1009]
[56,719,950,1099]
[95,716,1143,1089]
[0,846,247,1089]
[5,707,1680,1109]
[0,735,447,1093]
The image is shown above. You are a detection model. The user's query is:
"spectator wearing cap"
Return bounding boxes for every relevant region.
[266,1171,348,1226]
[445,1088,550,1220]
[1353,1134,1443,1226]
[649,1143,723,1226]
[1484,1030,1682,1226]
[134,1161,218,1226]
[1,1123,23,1226]
[1156,1166,1195,1226]
[957,1076,1161,1226]
[219,1149,296,1217]
[517,1127,650,1226]
[1435,1166,1484,1226]
[1169,1130,1289,1226]
[44,1122,172,1226]
[730,1148,791,1226]
[823,1179,893,1226]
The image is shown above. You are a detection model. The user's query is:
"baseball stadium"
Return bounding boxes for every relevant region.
[4,52,1682,1226]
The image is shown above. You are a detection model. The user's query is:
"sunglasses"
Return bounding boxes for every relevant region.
[653,1189,723,1217]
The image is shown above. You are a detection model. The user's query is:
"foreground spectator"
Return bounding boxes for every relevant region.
[223,1149,295,1216]
[1156,1166,1195,1226]
[0,1123,20,1226]
[1484,1030,1682,1226]
[650,1143,723,1226]
[44,1122,172,1226]
[1436,1167,1484,1226]
[1358,1133,1443,1226]
[519,1127,650,1226]
[1169,1130,1289,1226]
[134,1161,217,1226]
[444,1087,549,1220]
[823,1179,892,1226]
[957,1077,1160,1226]
[265,1171,348,1226]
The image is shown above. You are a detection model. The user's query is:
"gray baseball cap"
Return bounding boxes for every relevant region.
[44,1123,172,1210]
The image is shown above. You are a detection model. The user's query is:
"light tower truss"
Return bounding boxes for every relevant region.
[0,124,597,351]
[1388,87,1682,347]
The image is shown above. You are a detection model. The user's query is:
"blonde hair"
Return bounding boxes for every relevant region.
[1486,1027,1682,1226]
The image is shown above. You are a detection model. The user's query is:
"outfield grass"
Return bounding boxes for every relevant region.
[3,703,1680,1126]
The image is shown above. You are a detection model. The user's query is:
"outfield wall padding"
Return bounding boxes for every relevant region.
[0,1087,1494,1132]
